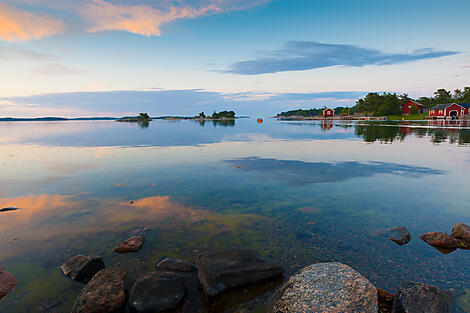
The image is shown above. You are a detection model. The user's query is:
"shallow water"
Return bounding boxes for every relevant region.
[0,119,469,312]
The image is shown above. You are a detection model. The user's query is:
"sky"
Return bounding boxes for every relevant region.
[0,0,469,117]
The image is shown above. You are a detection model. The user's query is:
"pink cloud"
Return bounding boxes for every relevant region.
[81,0,221,36]
[0,3,65,41]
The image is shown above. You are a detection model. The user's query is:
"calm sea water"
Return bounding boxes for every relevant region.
[1,119,470,312]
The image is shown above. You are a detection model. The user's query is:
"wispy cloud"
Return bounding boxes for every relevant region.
[1,89,366,117]
[0,46,57,60]
[0,3,65,42]
[225,41,459,75]
[33,63,85,76]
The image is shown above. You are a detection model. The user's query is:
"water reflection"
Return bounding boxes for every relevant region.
[353,121,470,145]
[0,194,207,258]
[196,119,236,127]
[226,157,445,186]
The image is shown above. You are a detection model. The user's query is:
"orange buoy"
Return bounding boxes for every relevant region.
[257,118,263,124]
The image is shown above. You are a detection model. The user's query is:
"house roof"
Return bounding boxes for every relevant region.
[429,103,470,110]
[408,100,425,107]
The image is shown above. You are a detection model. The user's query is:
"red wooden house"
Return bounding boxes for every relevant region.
[429,103,470,119]
[401,100,424,115]
[322,108,334,117]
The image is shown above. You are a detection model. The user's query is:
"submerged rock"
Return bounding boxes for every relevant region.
[196,249,284,297]
[451,222,470,249]
[392,281,453,313]
[60,255,105,283]
[0,207,19,212]
[0,266,18,300]
[71,267,126,313]
[378,288,395,313]
[376,227,411,246]
[156,257,196,272]
[419,232,459,253]
[268,262,377,313]
[113,236,145,253]
[129,272,186,313]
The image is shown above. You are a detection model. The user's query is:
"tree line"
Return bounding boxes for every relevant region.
[278,87,470,117]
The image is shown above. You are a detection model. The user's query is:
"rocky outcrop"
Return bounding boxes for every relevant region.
[156,258,196,272]
[71,267,126,313]
[451,222,470,249]
[113,236,145,253]
[419,232,459,253]
[392,281,453,313]
[60,255,105,283]
[267,262,377,313]
[128,272,186,313]
[0,266,17,300]
[196,249,284,297]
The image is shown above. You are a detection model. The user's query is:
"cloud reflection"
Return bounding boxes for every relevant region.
[226,157,445,186]
[0,194,207,258]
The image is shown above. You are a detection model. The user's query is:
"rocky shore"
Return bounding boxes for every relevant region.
[59,243,454,313]
[2,223,466,312]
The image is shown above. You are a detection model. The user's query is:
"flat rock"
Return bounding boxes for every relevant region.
[0,266,18,300]
[156,258,196,272]
[113,236,145,253]
[196,249,284,297]
[419,232,459,253]
[60,255,105,283]
[129,272,186,313]
[0,207,19,212]
[376,227,411,245]
[267,262,377,313]
[392,281,453,313]
[451,222,470,249]
[71,267,126,313]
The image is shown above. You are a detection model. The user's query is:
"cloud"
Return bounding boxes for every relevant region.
[0,46,57,60]
[225,41,459,75]
[0,3,65,41]
[33,63,85,76]
[1,0,269,40]
[1,89,367,117]
[81,0,219,36]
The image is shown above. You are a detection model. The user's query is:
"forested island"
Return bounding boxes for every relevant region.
[277,87,470,118]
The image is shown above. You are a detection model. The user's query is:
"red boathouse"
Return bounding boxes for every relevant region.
[323,108,334,117]
[429,103,470,119]
[401,100,424,115]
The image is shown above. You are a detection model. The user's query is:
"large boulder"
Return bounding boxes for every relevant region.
[268,262,377,313]
[451,222,470,249]
[113,236,145,254]
[156,258,196,272]
[60,255,105,283]
[129,272,186,313]
[71,267,126,313]
[419,232,459,253]
[196,249,284,297]
[392,281,453,313]
[0,266,17,300]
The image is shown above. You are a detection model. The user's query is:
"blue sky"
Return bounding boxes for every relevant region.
[0,0,469,117]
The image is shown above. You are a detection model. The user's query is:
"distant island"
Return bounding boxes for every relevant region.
[0,117,117,122]
[0,111,240,123]
[117,111,238,122]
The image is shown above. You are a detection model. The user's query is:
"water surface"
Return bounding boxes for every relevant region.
[1,119,470,312]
